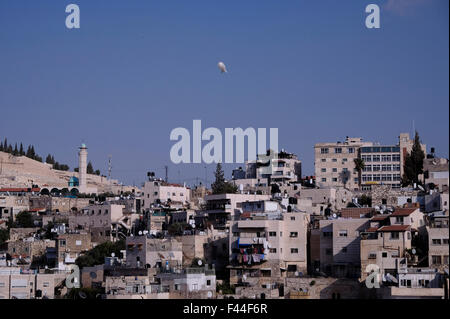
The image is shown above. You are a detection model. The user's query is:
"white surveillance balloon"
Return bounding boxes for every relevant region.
[218,61,227,73]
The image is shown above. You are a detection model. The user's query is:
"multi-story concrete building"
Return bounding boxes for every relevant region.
[245,150,302,184]
[200,193,270,229]
[315,133,426,191]
[69,203,137,243]
[56,232,91,270]
[360,145,402,189]
[228,200,308,285]
[314,137,372,190]
[142,180,190,210]
[427,211,449,270]
[317,217,370,278]
[125,236,183,269]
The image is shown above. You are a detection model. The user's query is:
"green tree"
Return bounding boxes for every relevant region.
[353,158,365,188]
[19,143,24,156]
[15,211,35,228]
[13,143,18,156]
[271,183,281,194]
[211,163,237,194]
[0,228,9,246]
[212,163,225,194]
[87,161,94,174]
[358,194,372,207]
[402,131,425,186]
[75,239,125,269]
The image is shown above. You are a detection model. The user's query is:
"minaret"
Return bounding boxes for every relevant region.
[78,143,88,189]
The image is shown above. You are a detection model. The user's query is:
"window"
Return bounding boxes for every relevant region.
[206,280,211,286]
[59,240,66,246]
[372,165,380,171]
[392,154,400,162]
[390,232,400,240]
[372,155,380,162]
[321,168,326,173]
[342,247,347,253]
[290,216,295,221]
[43,282,50,288]
[362,155,371,162]
[332,168,337,172]
[269,248,277,253]
[321,148,329,154]
[174,284,180,291]
[343,158,348,162]
[269,231,277,237]
[321,158,326,162]
[332,158,337,162]
[332,178,338,182]
[368,253,376,259]
[76,240,82,246]
[432,256,442,264]
[363,165,372,172]
[432,239,442,245]
[192,284,198,291]
[335,148,342,154]
[382,252,388,258]
[395,216,403,224]
[321,178,326,182]
[381,155,391,162]
[443,239,449,245]
[291,248,299,254]
[323,231,332,237]
[290,232,298,238]
[338,230,348,237]
[348,148,355,153]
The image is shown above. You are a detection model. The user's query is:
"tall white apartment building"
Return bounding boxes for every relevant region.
[314,137,372,190]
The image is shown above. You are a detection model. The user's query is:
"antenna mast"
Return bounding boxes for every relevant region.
[165,165,168,183]
[108,155,112,180]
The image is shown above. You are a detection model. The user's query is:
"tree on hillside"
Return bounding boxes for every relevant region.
[401,131,425,187]
[75,240,125,269]
[19,143,24,156]
[353,158,365,188]
[87,161,94,174]
[211,163,237,194]
[13,143,18,156]
[14,211,35,228]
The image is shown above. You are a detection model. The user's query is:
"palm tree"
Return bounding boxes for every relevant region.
[354,158,365,188]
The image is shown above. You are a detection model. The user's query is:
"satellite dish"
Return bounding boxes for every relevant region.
[197,259,203,266]
[411,248,416,255]
[207,291,213,298]
[192,224,196,229]
[332,213,337,219]
[218,61,227,73]
[78,291,87,299]
[295,271,299,277]
[138,231,143,235]
[111,252,115,257]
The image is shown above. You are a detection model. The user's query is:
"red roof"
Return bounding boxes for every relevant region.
[0,187,40,192]
[29,208,45,212]
[371,214,390,221]
[391,208,418,216]
[378,225,410,232]
[365,227,379,232]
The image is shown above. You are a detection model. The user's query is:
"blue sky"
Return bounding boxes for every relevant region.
[0,0,448,187]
